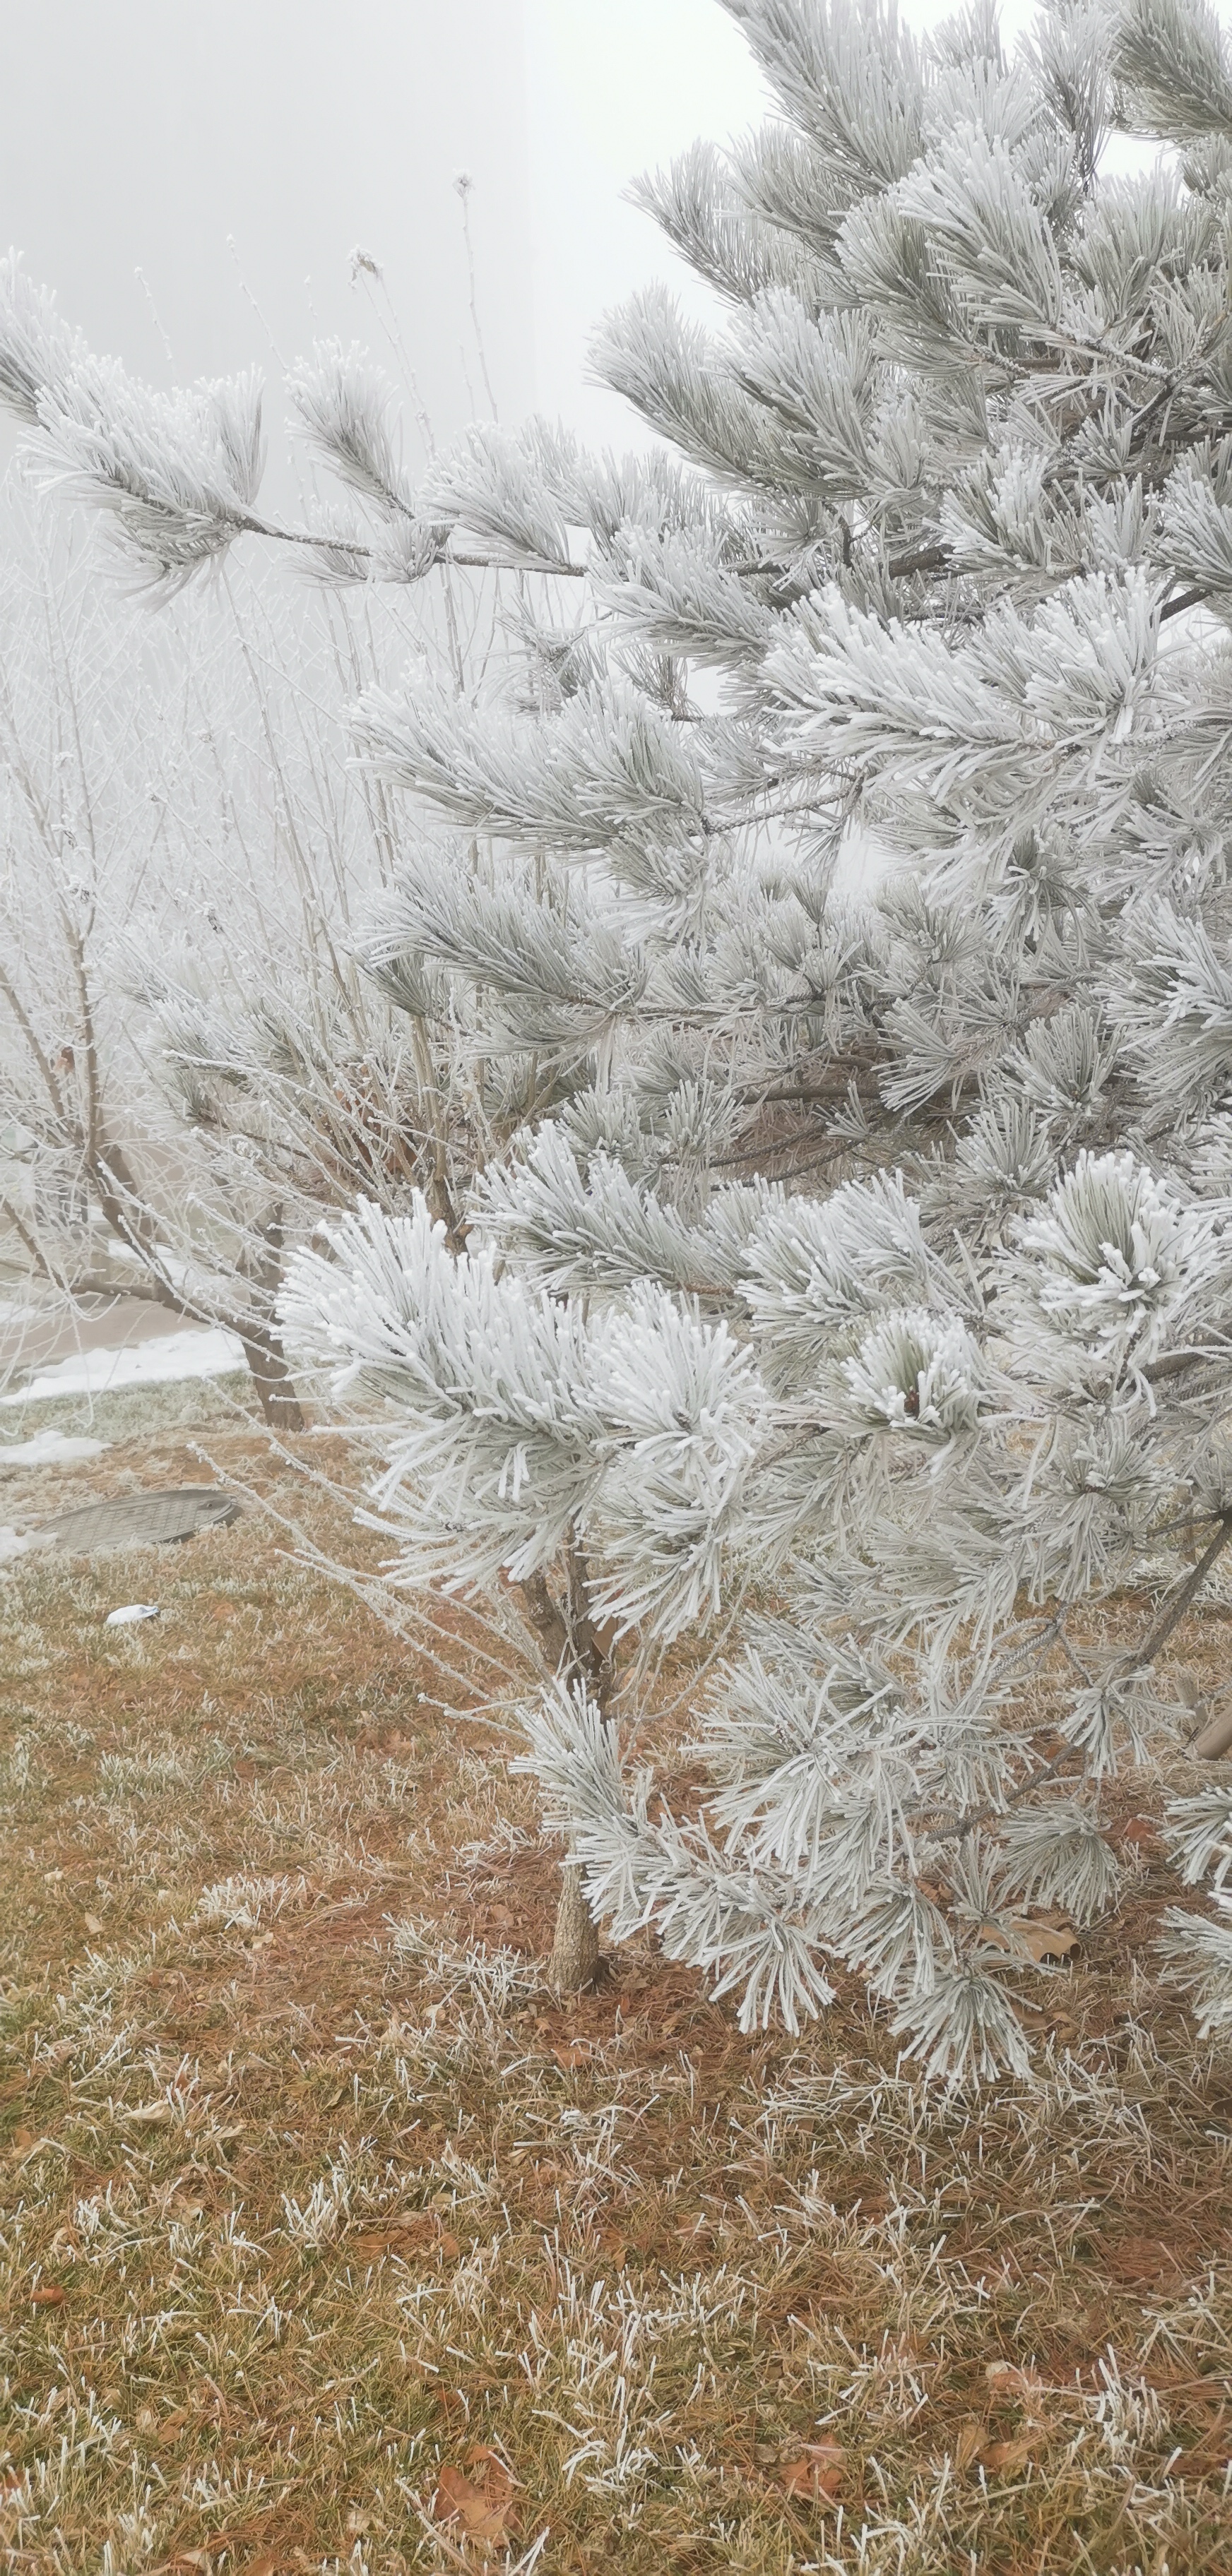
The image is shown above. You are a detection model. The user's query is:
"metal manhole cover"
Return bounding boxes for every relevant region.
[41,1487,242,1554]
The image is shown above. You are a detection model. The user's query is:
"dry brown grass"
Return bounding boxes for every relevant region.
[3,1383,1232,2574]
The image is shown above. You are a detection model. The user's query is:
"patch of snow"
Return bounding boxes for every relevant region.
[0,1525,53,1568]
[1,1327,247,1406]
[0,1432,109,1469]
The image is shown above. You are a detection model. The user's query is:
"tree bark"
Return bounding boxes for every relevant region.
[519,1544,615,1993]
[238,1328,306,1432]
[237,1207,305,1431]
[547,1859,601,1994]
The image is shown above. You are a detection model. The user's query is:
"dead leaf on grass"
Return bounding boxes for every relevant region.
[350,2229,405,2265]
[29,2284,65,2307]
[348,2207,462,2270]
[1120,1815,1163,1855]
[126,2100,173,2127]
[977,2431,1048,2472]
[12,2126,36,2152]
[83,1913,105,1936]
[553,2042,593,2072]
[1019,1916,1079,1962]
[433,2449,518,2552]
[985,2361,1050,2419]
[1019,2003,1078,2038]
[776,2440,846,2506]
[982,1916,1079,1963]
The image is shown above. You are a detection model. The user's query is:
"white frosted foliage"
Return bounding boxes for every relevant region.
[13,0,1232,2074]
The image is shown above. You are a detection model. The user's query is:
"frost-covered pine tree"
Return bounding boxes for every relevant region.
[11,0,1232,2069]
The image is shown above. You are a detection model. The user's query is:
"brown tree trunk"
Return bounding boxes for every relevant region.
[239,1328,306,1432]
[547,1860,601,1993]
[519,1545,615,1994]
[237,1207,305,1431]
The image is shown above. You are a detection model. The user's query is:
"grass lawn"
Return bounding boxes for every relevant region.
[2,1381,1231,2572]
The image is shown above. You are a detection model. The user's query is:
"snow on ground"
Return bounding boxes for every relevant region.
[0,1525,52,1567]
[1,1326,247,1407]
[0,1431,110,1469]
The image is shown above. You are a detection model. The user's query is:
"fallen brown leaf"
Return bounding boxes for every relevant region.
[350,2223,421,2263]
[985,2361,1050,2419]
[978,2431,1048,2472]
[1020,1916,1079,1962]
[553,2043,592,2072]
[29,2284,65,2307]
[434,2452,518,2552]
[1120,1815,1163,1854]
[983,1916,1078,1963]
[12,2126,36,2152]
[776,2440,846,2505]
[83,1913,105,1936]
[349,2212,459,2265]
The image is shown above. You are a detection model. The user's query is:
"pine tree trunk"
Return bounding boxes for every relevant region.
[548,1860,600,1993]
[239,1210,305,1431]
[239,1330,306,1432]
[521,1548,613,1993]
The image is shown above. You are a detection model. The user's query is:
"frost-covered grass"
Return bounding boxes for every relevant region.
[0,1368,252,1448]
[2,1407,1231,2573]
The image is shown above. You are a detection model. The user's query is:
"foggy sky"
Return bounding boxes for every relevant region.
[0,2,773,467]
[1,0,1137,482]
[1,0,535,467]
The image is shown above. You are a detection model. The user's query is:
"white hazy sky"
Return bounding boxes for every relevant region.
[1,0,536,464]
[526,0,769,446]
[0,0,1131,473]
[526,0,1045,446]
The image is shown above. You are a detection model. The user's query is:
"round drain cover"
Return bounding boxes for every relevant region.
[42,1487,242,1554]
